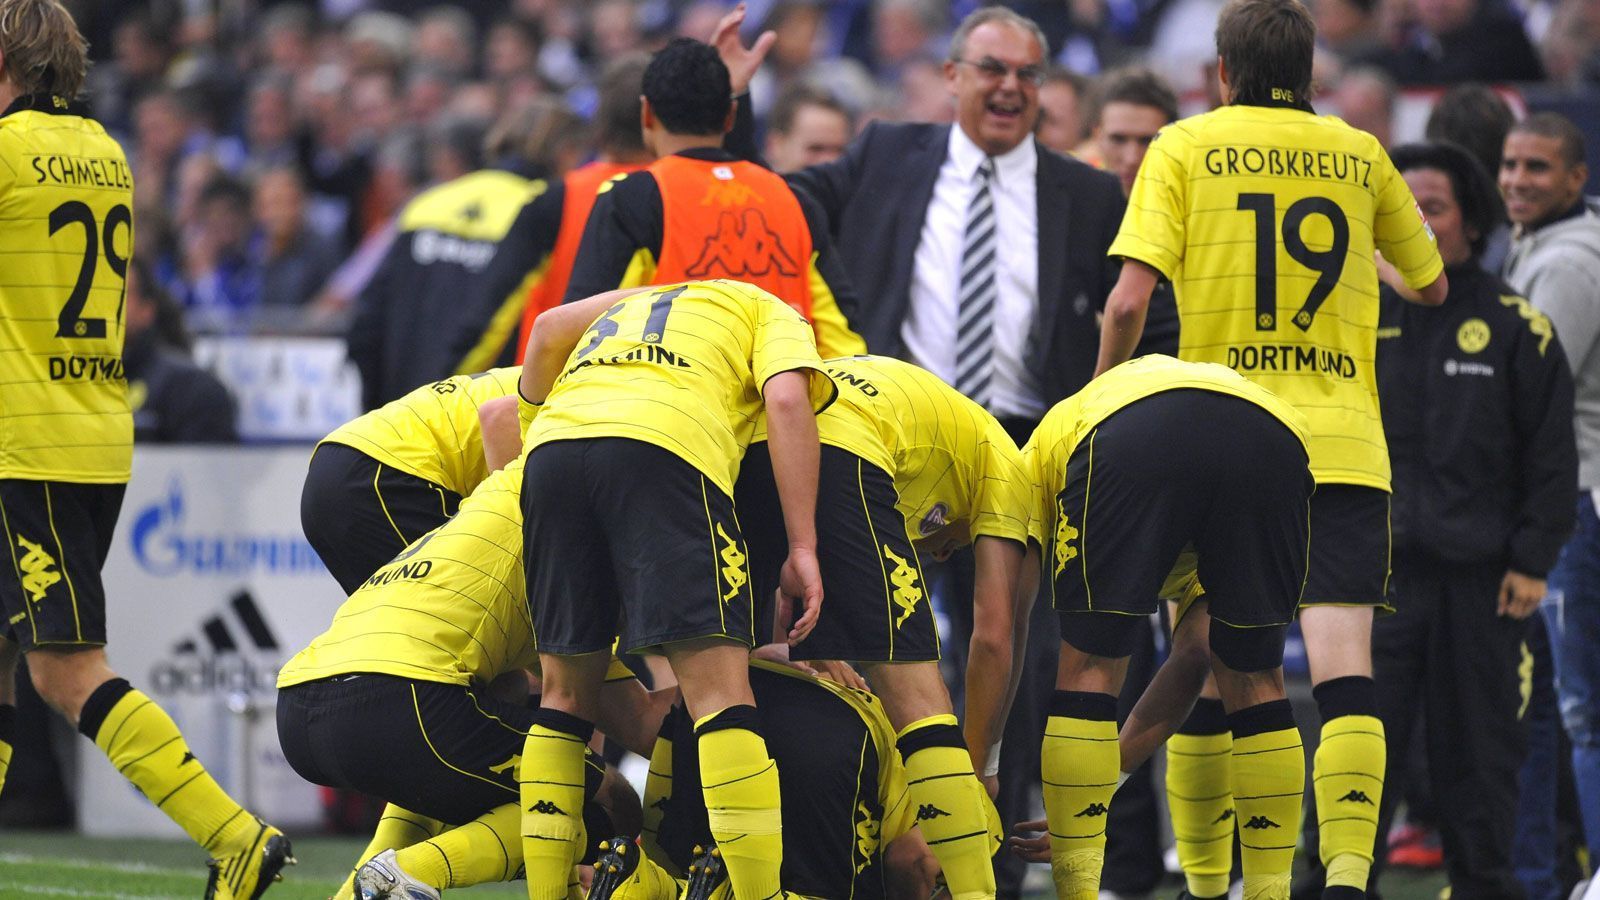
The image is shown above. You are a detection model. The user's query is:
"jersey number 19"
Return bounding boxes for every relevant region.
[1238,193,1350,333]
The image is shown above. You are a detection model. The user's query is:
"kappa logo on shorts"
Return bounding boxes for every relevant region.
[15,534,61,602]
[1053,498,1079,578]
[853,801,881,874]
[487,753,520,777]
[715,523,748,602]
[883,545,923,628]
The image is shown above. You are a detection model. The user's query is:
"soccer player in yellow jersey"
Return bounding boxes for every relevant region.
[277,456,667,900]
[1094,2,1448,897]
[1011,356,1313,900]
[0,3,290,897]
[300,366,520,592]
[517,280,833,900]
[734,354,1029,899]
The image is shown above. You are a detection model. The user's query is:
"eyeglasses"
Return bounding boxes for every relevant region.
[954,57,1047,87]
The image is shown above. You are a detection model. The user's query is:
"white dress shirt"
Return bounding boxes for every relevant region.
[902,126,1044,420]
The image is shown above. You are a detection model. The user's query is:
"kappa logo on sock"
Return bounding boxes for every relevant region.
[1241,815,1280,829]
[1212,808,1235,824]
[651,796,670,812]
[15,534,60,602]
[1337,789,1375,805]
[1074,803,1109,818]
[179,751,196,766]
[528,799,568,815]
[915,804,950,821]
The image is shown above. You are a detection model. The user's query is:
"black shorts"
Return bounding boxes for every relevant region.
[0,479,124,650]
[1048,389,1312,633]
[736,444,938,662]
[522,438,754,655]
[301,443,462,594]
[1300,484,1391,609]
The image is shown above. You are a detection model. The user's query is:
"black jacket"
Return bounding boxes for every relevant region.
[124,329,238,444]
[731,109,1126,408]
[1378,264,1577,575]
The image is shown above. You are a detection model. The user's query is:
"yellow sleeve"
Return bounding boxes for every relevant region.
[807,253,868,358]
[970,423,1032,544]
[1371,147,1446,291]
[1106,124,1191,280]
[617,248,656,290]
[517,391,540,435]
[753,297,837,412]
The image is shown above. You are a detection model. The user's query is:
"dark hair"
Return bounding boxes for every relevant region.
[1215,0,1315,107]
[128,255,194,353]
[1389,141,1503,259]
[1425,84,1515,176]
[595,54,649,156]
[1042,64,1089,96]
[198,174,253,214]
[768,83,851,137]
[1092,66,1179,126]
[641,38,732,137]
[1508,111,1589,170]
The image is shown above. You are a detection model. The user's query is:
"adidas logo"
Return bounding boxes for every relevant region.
[1074,803,1109,818]
[1212,808,1235,824]
[1241,815,1280,830]
[528,800,567,815]
[153,590,283,695]
[916,804,950,821]
[1338,790,1375,805]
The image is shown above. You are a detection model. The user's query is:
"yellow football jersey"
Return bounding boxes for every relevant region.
[1110,105,1444,489]
[527,280,834,496]
[279,455,633,687]
[321,366,521,496]
[0,100,135,483]
[758,355,1031,545]
[1021,355,1308,548]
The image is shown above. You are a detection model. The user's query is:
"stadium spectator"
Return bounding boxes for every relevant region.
[85,10,172,140]
[563,37,865,359]
[1313,0,1386,67]
[872,0,946,85]
[763,83,853,173]
[124,258,240,444]
[1034,65,1089,157]
[242,73,299,173]
[1331,66,1396,148]
[412,6,477,78]
[1375,140,1575,899]
[1499,110,1600,894]
[253,165,340,314]
[1369,0,1545,83]
[180,174,263,334]
[1425,84,1517,271]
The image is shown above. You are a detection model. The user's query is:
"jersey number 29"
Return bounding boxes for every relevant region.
[50,200,132,340]
[1238,193,1350,332]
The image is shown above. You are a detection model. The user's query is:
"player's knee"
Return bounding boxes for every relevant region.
[1208,620,1287,673]
[1060,611,1143,660]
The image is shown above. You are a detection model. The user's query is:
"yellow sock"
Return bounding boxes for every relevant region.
[641,728,676,871]
[0,703,13,798]
[520,711,593,900]
[398,802,520,888]
[696,705,783,900]
[1229,700,1303,900]
[337,804,442,899]
[897,714,996,899]
[1167,708,1234,898]
[1312,677,1384,893]
[1041,691,1119,900]
[78,680,255,855]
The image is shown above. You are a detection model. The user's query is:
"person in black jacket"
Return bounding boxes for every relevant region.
[1370,141,1576,899]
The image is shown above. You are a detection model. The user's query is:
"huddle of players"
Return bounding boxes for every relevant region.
[276,1,1456,900]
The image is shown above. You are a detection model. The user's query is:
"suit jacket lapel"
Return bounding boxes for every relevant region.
[1035,144,1072,354]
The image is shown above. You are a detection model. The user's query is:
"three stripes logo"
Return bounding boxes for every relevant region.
[150,590,283,695]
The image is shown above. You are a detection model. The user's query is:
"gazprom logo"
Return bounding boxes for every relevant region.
[130,478,326,577]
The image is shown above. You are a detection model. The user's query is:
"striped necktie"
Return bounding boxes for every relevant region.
[955,157,998,406]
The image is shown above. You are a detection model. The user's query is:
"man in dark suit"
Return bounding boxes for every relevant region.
[716,5,1125,894]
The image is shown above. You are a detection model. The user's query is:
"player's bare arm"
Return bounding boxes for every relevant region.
[961,535,1025,780]
[518,288,643,402]
[1095,259,1160,376]
[760,368,824,642]
[1377,250,1450,306]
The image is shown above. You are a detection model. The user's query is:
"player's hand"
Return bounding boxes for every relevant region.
[980,774,1000,798]
[812,659,869,692]
[1007,818,1051,863]
[1497,569,1545,619]
[780,546,824,643]
[709,2,776,95]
